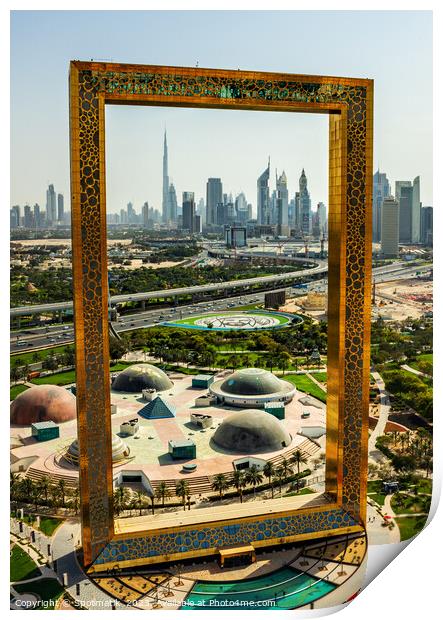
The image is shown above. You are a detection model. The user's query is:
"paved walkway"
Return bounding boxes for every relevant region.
[51,519,128,610]
[368,370,391,457]
[401,363,432,379]
[306,372,327,392]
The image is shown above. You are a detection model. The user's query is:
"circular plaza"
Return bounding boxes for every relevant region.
[163,310,301,331]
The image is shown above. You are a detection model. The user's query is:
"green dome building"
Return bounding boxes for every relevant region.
[112,363,173,393]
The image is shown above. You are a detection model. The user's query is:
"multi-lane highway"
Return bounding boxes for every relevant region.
[10,261,431,355]
[10,259,327,318]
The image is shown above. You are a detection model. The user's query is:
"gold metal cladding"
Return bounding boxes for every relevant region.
[69,61,373,568]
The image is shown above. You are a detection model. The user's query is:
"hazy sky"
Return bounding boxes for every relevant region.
[10,10,433,215]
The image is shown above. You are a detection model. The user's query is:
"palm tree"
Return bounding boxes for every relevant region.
[211,474,230,501]
[279,458,293,481]
[244,466,263,497]
[38,476,52,505]
[274,468,285,496]
[176,480,190,511]
[57,479,67,507]
[291,449,308,493]
[10,472,21,502]
[263,462,276,499]
[113,486,130,516]
[155,482,171,508]
[231,470,246,503]
[19,477,35,503]
[135,490,146,516]
[70,487,80,515]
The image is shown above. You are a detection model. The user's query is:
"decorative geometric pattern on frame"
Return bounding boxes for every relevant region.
[94,509,359,565]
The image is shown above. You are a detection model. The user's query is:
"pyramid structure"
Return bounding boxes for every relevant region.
[138,395,176,420]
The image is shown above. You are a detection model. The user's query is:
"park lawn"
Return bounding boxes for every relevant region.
[29,362,140,387]
[31,370,76,386]
[284,374,327,403]
[14,578,65,609]
[10,545,42,582]
[395,515,428,541]
[10,384,29,400]
[408,352,433,372]
[391,492,431,515]
[416,478,432,494]
[313,371,327,384]
[38,518,63,537]
[366,480,387,507]
[11,345,70,367]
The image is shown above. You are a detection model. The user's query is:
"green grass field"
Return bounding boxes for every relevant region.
[169,310,291,328]
[284,374,327,403]
[313,372,327,383]
[367,480,388,507]
[38,518,63,537]
[13,578,65,609]
[395,515,428,541]
[11,345,70,367]
[28,362,138,388]
[10,384,30,400]
[10,545,41,582]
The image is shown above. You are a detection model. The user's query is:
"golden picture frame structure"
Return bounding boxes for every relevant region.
[69,61,373,569]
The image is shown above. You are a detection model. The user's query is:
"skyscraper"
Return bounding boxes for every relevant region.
[373,171,391,242]
[182,192,195,233]
[396,182,413,243]
[299,169,311,235]
[381,196,399,257]
[33,204,41,228]
[421,206,433,246]
[46,184,57,224]
[10,206,20,228]
[257,158,270,225]
[168,183,178,224]
[206,178,223,226]
[127,202,136,224]
[276,170,289,236]
[235,192,249,223]
[57,193,64,222]
[162,130,170,224]
[412,176,421,243]
[317,202,327,236]
[24,204,33,228]
[142,202,150,228]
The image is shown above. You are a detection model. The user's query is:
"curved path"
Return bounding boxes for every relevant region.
[368,370,391,458]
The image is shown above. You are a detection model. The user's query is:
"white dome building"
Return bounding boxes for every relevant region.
[210,368,296,408]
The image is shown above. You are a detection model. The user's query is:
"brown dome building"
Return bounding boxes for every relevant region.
[10,385,77,426]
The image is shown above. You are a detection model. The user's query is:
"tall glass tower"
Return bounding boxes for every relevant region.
[257,158,270,225]
[162,130,170,224]
[299,169,311,235]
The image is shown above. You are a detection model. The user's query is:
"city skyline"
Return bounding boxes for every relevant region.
[10,11,433,210]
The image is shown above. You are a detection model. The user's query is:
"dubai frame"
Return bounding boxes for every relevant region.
[69,61,373,570]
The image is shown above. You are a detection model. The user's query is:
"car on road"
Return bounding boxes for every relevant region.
[16,341,27,347]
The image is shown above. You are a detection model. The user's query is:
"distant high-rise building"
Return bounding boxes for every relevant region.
[412,176,421,243]
[142,202,150,228]
[24,204,33,228]
[162,131,170,224]
[235,192,249,223]
[257,158,270,225]
[33,204,41,228]
[276,170,289,236]
[120,208,127,225]
[168,183,178,223]
[196,198,206,225]
[421,206,433,246]
[46,184,57,224]
[317,202,327,236]
[11,205,20,228]
[57,193,64,222]
[381,196,399,257]
[299,169,311,235]
[182,192,196,233]
[396,182,413,243]
[373,171,391,242]
[206,178,223,226]
[127,202,136,224]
